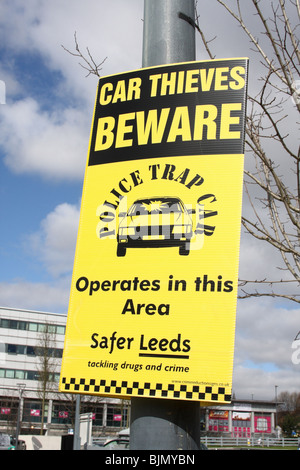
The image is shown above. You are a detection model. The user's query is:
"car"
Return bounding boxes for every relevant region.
[87,437,130,450]
[199,442,208,450]
[10,437,26,450]
[117,196,194,257]
[0,433,15,450]
[102,438,130,450]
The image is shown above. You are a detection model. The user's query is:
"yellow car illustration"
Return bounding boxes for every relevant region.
[117,197,194,257]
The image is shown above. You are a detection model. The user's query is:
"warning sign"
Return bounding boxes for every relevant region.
[59,58,248,403]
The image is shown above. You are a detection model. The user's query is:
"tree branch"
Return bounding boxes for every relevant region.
[62,32,107,78]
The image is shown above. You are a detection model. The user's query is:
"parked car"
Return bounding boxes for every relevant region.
[199,442,208,450]
[10,437,26,450]
[101,438,130,450]
[117,196,194,257]
[87,437,129,450]
[0,433,15,450]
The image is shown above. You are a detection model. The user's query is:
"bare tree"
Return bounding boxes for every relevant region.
[35,322,59,435]
[196,0,300,303]
[61,32,107,77]
[278,390,300,412]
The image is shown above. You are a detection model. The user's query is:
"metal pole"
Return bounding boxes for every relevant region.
[15,384,25,450]
[130,0,200,450]
[142,0,196,67]
[73,395,81,450]
[130,397,200,450]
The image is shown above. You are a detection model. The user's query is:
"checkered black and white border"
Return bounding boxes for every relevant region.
[60,377,231,402]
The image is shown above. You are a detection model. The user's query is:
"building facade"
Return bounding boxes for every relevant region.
[0,306,277,438]
[205,399,278,437]
[0,307,129,436]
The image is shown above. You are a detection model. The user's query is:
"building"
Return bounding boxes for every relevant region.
[205,399,279,437]
[0,306,129,436]
[0,306,278,438]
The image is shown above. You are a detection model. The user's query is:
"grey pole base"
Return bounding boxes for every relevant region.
[130,398,200,450]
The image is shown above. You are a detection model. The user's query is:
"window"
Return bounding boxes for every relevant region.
[107,406,128,427]
[26,346,36,356]
[5,370,15,378]
[81,403,103,427]
[7,344,17,354]
[56,326,65,335]
[52,402,74,425]
[28,323,38,332]
[7,344,26,355]
[15,370,25,380]
[0,318,66,335]
[0,399,18,422]
[5,343,63,358]
[0,368,35,380]
[53,349,63,358]
[48,373,60,383]
[26,371,39,381]
[23,400,47,424]
[47,325,56,334]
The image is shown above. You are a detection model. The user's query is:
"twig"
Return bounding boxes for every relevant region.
[61,32,107,78]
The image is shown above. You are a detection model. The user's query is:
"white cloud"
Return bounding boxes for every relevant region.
[235,298,299,367]
[232,296,300,399]
[0,66,22,100]
[232,363,300,400]
[0,0,143,96]
[0,98,89,180]
[28,202,80,277]
[0,0,144,181]
[0,201,80,312]
[0,279,70,313]
[0,203,80,313]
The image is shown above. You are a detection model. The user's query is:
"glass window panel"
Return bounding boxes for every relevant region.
[7,344,17,354]
[6,370,15,378]
[26,346,36,356]
[54,349,63,358]
[15,370,25,379]
[17,345,26,354]
[47,325,56,334]
[26,371,39,380]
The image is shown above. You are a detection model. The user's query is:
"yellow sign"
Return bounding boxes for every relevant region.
[60,59,248,403]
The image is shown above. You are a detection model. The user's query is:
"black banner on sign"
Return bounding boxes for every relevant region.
[88,59,248,166]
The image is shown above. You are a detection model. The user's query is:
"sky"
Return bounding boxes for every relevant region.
[0,0,299,402]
